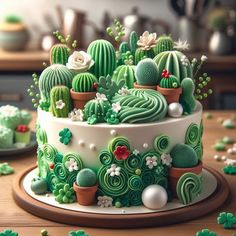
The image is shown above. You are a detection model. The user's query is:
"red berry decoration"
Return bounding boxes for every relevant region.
[92,83,98,90]
[16,124,29,133]
[162,69,170,78]
[113,145,130,160]
[49,163,55,169]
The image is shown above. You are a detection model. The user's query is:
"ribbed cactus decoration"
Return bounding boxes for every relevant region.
[159,71,180,88]
[155,35,174,54]
[87,39,116,78]
[72,73,98,93]
[50,44,70,65]
[38,64,75,102]
[153,51,192,83]
[50,86,71,117]
[134,48,155,65]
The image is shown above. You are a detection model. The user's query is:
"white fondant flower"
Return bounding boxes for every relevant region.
[174,39,190,51]
[133,149,140,156]
[66,51,94,72]
[181,55,189,67]
[0,105,19,117]
[107,164,121,177]
[118,87,129,96]
[69,109,84,122]
[65,158,79,172]
[112,102,121,113]
[96,93,107,102]
[201,55,207,62]
[146,156,158,169]
[161,153,172,166]
[97,196,113,208]
[137,31,157,50]
[224,159,236,166]
[56,100,65,110]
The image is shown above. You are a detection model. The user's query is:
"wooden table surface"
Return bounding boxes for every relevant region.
[0,111,236,236]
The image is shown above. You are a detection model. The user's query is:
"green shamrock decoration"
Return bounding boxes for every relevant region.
[0,163,14,176]
[217,212,236,229]
[196,229,217,236]
[0,229,18,236]
[223,165,236,175]
[69,230,89,236]
[53,183,76,204]
[59,128,72,145]
[106,109,120,124]
[87,114,97,125]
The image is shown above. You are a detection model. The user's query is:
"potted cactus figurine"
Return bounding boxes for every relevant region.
[73,168,98,206]
[70,72,98,109]
[157,70,182,104]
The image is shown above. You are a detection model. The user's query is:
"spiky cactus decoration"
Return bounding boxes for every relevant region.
[50,86,71,117]
[72,73,97,93]
[155,35,174,54]
[50,44,70,65]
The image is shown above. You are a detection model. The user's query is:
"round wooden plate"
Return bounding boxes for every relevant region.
[13,165,229,228]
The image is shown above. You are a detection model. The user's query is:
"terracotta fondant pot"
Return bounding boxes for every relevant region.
[157,86,182,104]
[169,161,203,197]
[134,82,157,90]
[73,182,98,206]
[70,89,96,109]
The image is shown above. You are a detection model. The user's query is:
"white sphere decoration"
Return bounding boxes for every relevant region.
[78,140,85,147]
[110,129,117,136]
[142,185,168,210]
[143,143,149,149]
[89,144,96,151]
[168,103,183,118]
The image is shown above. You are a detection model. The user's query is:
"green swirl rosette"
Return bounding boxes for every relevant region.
[128,175,143,191]
[154,134,170,153]
[112,89,168,123]
[62,152,83,172]
[99,150,114,166]
[108,136,131,153]
[67,172,77,187]
[47,172,60,192]
[126,190,143,206]
[154,165,168,177]
[124,154,142,174]
[141,169,159,187]
[156,176,168,189]
[42,143,58,162]
[185,123,199,147]
[53,163,68,181]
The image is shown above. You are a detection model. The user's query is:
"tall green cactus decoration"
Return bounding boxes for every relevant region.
[87,39,116,78]
[50,86,71,117]
[50,44,70,65]
[72,73,97,93]
[155,35,174,54]
[134,48,155,65]
[129,31,139,55]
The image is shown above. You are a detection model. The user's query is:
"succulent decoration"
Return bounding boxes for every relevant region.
[53,183,76,203]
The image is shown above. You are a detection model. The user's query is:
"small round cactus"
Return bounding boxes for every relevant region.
[76,168,97,187]
[135,58,159,86]
[159,70,180,88]
[155,35,174,54]
[134,48,155,65]
[50,44,70,65]
[72,72,98,93]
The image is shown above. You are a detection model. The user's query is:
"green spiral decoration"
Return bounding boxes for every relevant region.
[176,172,202,205]
[62,152,83,172]
[157,176,168,189]
[108,136,131,153]
[99,150,114,166]
[124,154,142,174]
[54,153,63,164]
[36,128,48,145]
[154,134,170,153]
[194,142,203,161]
[97,165,129,197]
[159,75,180,88]
[53,163,68,181]
[112,89,168,123]
[38,157,50,179]
[128,175,143,191]
[185,123,199,147]
[50,44,70,65]
[127,190,142,206]
[67,172,77,187]
[47,172,60,192]
[141,169,158,187]
[42,143,57,162]
[142,150,161,168]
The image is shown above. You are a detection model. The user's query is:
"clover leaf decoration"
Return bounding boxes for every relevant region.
[0,163,14,176]
[0,229,18,236]
[87,114,98,125]
[59,128,72,145]
[53,183,76,204]
[69,230,89,236]
[217,212,236,229]
[195,229,217,236]
[223,165,236,175]
[106,109,120,124]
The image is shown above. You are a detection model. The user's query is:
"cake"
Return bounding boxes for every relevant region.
[32,27,212,209]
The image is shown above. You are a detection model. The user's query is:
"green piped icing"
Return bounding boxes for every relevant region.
[72,72,97,92]
[54,153,63,164]
[155,165,168,177]
[156,176,168,189]
[160,75,180,88]
[194,142,203,161]
[154,134,170,153]
[127,190,143,206]
[62,152,83,172]
[67,172,77,187]
[176,172,202,205]
[36,126,48,145]
[0,105,21,129]
[108,136,130,153]
[112,89,168,123]
[42,143,57,162]
[124,153,142,174]
[53,163,68,181]
[99,150,114,166]
[141,169,159,187]
[38,158,50,179]
[185,123,199,147]
[47,172,60,192]
[50,44,70,65]
[128,175,143,191]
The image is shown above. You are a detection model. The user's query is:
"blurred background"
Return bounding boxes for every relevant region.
[0,0,235,110]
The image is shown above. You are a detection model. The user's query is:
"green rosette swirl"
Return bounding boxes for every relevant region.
[185,123,199,147]
[141,150,161,169]
[99,150,114,166]
[194,142,203,161]
[97,165,129,197]
[154,134,170,153]
[54,153,63,164]
[67,172,77,187]
[127,190,142,206]
[154,165,168,177]
[112,89,168,123]
[47,172,60,192]
[124,154,142,174]
[176,172,202,205]
[156,176,168,189]
[108,136,131,153]
[141,169,158,187]
[38,158,50,179]
[62,152,83,172]
[42,144,57,162]
[53,163,68,181]
[128,175,143,191]
[36,128,48,145]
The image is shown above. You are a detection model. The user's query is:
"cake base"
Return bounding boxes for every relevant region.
[13,165,229,228]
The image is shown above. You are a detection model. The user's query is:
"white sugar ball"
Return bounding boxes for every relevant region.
[221,155,228,161]
[168,103,183,118]
[213,154,221,161]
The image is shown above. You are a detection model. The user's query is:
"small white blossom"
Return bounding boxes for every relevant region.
[65,158,79,172]
[97,196,113,208]
[224,159,236,166]
[161,153,172,166]
[201,55,207,62]
[174,39,190,51]
[107,164,121,177]
[112,102,121,113]
[69,109,84,122]
[133,149,140,156]
[56,100,65,110]
[118,87,129,96]
[146,156,158,169]
[181,55,189,67]
[96,93,107,102]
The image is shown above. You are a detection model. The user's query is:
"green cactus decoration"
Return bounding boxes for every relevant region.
[119,42,129,54]
[87,39,116,78]
[49,86,71,118]
[180,78,197,114]
[76,168,97,187]
[112,65,136,89]
[159,71,180,88]
[72,72,98,93]
[134,48,155,65]
[155,35,174,54]
[135,58,159,86]
[38,64,75,102]
[153,51,193,82]
[97,75,125,101]
[130,31,139,55]
[50,44,70,65]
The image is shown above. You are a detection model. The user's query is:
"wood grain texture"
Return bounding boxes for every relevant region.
[0,111,236,235]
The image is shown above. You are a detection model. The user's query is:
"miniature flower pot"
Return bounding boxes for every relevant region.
[169,161,202,197]
[73,182,98,206]
[14,130,31,145]
[157,86,182,104]
[70,89,96,109]
[134,82,157,90]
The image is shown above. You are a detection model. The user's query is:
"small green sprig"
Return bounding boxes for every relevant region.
[53,30,77,50]
[106,19,125,43]
[27,73,41,108]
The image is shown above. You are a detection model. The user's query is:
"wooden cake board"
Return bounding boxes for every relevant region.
[13,165,229,229]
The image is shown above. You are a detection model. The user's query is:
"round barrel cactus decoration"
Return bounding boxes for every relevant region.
[50,44,70,65]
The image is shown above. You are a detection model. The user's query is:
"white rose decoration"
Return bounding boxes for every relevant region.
[66,51,94,72]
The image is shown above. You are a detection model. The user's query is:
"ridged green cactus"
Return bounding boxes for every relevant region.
[159,72,180,88]
[153,51,192,82]
[135,58,159,86]
[155,35,174,54]
[49,86,71,117]
[130,31,139,55]
[134,48,155,65]
[72,73,97,93]
[87,39,116,78]
[112,65,136,89]
[50,44,70,65]
[38,64,75,102]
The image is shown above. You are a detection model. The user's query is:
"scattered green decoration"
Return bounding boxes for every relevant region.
[217,212,236,229]
[196,229,217,236]
[0,229,18,236]
[223,165,236,175]
[53,30,77,49]
[0,163,14,176]
[69,230,89,236]
[53,183,76,203]
[50,44,70,65]
[40,229,48,236]
[106,19,125,43]
[76,168,97,187]
[155,35,174,54]
[212,142,226,151]
[222,136,235,144]
[204,112,213,119]
[59,128,72,145]
[27,73,41,109]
